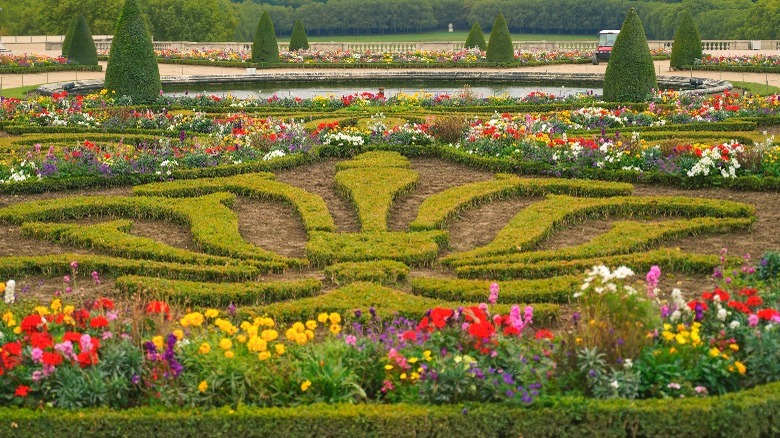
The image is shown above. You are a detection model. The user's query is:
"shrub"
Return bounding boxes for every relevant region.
[670,9,703,69]
[252,11,280,63]
[289,19,309,51]
[61,15,78,57]
[486,13,514,63]
[68,13,99,66]
[603,8,657,102]
[104,0,161,103]
[465,22,487,50]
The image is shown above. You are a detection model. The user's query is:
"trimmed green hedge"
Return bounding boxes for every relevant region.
[306,231,447,267]
[410,174,633,231]
[0,381,777,437]
[443,194,754,262]
[0,253,262,282]
[410,276,579,304]
[241,282,559,325]
[454,248,735,280]
[335,152,418,232]
[133,172,335,233]
[114,275,321,307]
[335,150,410,170]
[324,260,409,285]
[0,193,304,267]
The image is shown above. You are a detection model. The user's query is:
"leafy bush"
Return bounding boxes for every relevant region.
[603,8,657,102]
[670,9,703,69]
[252,11,279,63]
[289,19,309,51]
[465,22,487,50]
[104,0,161,103]
[68,13,98,66]
[486,13,514,63]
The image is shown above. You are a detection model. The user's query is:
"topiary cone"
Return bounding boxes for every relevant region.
[69,13,98,66]
[603,8,657,102]
[252,11,280,63]
[670,9,703,69]
[289,19,309,51]
[465,22,487,50]
[104,0,161,103]
[486,13,514,63]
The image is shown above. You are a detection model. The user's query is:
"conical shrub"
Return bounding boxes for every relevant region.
[603,8,657,102]
[62,16,78,57]
[289,19,309,51]
[670,9,703,69]
[104,0,161,103]
[465,22,487,50]
[68,14,98,65]
[252,11,280,63]
[486,13,514,63]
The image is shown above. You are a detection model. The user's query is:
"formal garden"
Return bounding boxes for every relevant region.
[0,1,778,436]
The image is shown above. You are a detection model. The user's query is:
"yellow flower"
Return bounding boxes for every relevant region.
[50,299,62,313]
[669,347,677,354]
[735,361,746,375]
[305,320,317,331]
[180,312,204,328]
[408,357,418,364]
[240,321,252,331]
[285,328,297,341]
[305,329,314,340]
[198,381,208,393]
[329,324,341,335]
[317,313,329,323]
[709,347,721,357]
[275,343,285,355]
[34,306,50,316]
[63,305,75,316]
[423,350,432,361]
[219,338,233,350]
[198,342,211,354]
[172,330,184,341]
[729,344,739,352]
[258,351,271,361]
[152,336,164,350]
[261,329,278,341]
[237,335,247,344]
[204,309,219,319]
[2,311,15,326]
[224,350,235,359]
[13,327,21,335]
[247,337,267,352]
[301,380,312,391]
[246,325,259,337]
[329,313,341,325]
[400,373,407,380]
[295,332,308,345]
[385,364,393,370]
[292,322,305,333]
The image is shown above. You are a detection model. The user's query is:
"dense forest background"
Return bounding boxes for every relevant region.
[0,0,778,42]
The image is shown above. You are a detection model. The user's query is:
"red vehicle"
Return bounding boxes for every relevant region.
[591,30,620,65]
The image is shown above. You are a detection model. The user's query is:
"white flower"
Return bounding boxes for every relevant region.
[3,279,15,305]
[624,358,633,369]
[717,308,728,321]
[729,321,741,330]
[670,310,681,322]
[610,380,619,389]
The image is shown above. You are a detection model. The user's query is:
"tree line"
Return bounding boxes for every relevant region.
[0,0,778,42]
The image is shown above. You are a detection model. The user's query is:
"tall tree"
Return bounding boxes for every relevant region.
[104,0,161,103]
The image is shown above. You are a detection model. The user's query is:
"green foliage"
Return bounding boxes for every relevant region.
[306,231,447,267]
[114,275,321,307]
[335,152,418,232]
[670,9,703,69]
[410,276,579,303]
[485,13,513,63]
[603,8,657,102]
[252,11,280,63]
[464,22,486,50]
[68,13,98,66]
[61,15,78,57]
[289,19,309,51]
[104,0,162,103]
[324,260,409,285]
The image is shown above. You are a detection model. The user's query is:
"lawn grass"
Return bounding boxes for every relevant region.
[0,85,39,99]
[280,31,594,43]
[730,80,780,95]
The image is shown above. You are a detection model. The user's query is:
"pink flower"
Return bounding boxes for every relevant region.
[748,314,759,327]
[345,335,357,346]
[488,282,499,304]
[80,334,93,353]
[646,265,661,298]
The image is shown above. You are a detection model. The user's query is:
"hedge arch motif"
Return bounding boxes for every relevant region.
[0,158,756,312]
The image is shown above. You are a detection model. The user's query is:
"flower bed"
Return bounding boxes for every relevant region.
[691,53,780,73]
[0,54,102,74]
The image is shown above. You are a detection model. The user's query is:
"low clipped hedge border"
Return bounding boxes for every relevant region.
[410,276,579,304]
[114,275,321,307]
[306,231,447,267]
[324,260,409,285]
[688,64,780,74]
[0,64,102,74]
[0,381,776,437]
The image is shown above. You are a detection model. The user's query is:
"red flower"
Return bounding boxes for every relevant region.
[92,298,114,310]
[430,308,454,329]
[146,301,170,316]
[687,300,709,312]
[77,351,99,368]
[463,306,488,324]
[29,332,53,350]
[468,321,495,339]
[14,385,30,397]
[535,329,554,340]
[757,309,780,321]
[416,316,433,332]
[1,342,22,356]
[63,332,83,343]
[738,287,758,297]
[401,330,418,341]
[89,316,109,329]
[42,351,63,367]
[20,314,44,333]
[728,300,751,314]
[746,296,764,308]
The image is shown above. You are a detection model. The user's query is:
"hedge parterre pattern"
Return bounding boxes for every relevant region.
[0,88,778,432]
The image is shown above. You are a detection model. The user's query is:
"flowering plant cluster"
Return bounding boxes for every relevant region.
[0,53,72,68]
[696,54,780,69]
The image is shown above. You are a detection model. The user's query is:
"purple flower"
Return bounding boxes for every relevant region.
[131,375,141,385]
